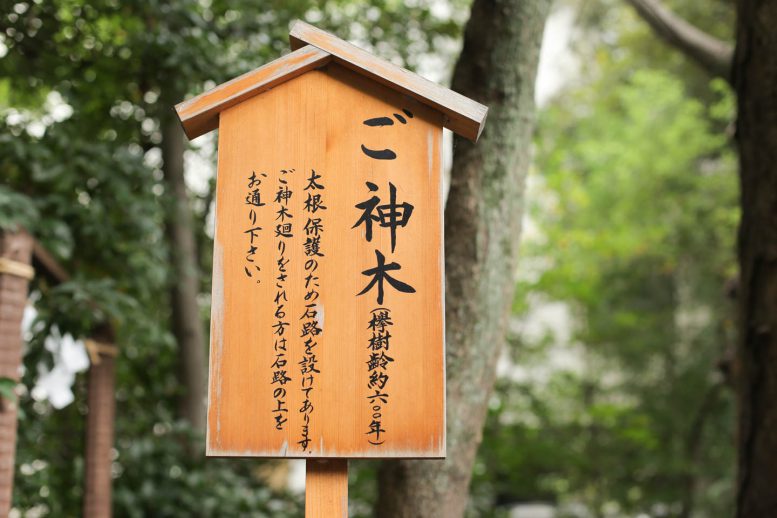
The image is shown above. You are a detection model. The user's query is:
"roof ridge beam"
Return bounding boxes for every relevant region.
[176,45,332,140]
[289,21,487,141]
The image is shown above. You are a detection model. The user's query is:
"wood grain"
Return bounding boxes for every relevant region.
[289,20,488,141]
[207,62,445,459]
[175,46,332,140]
[305,459,348,518]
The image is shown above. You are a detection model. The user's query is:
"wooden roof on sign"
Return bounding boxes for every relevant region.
[175,21,488,142]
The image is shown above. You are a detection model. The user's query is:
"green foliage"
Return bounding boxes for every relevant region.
[0,377,18,403]
[112,425,302,517]
[14,380,87,517]
[0,186,38,232]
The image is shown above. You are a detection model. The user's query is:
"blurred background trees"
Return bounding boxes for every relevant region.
[475,58,736,518]
[472,0,738,516]
[0,0,750,516]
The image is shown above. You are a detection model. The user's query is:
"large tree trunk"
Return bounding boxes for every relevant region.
[0,231,33,516]
[161,114,208,434]
[732,1,777,516]
[375,1,550,515]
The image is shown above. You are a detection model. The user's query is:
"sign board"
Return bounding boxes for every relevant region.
[175,21,487,459]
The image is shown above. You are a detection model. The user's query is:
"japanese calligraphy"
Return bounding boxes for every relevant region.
[271,168,294,430]
[358,250,416,305]
[360,108,414,160]
[243,171,267,281]
[298,169,326,451]
[353,108,419,445]
[366,307,393,445]
[352,181,414,252]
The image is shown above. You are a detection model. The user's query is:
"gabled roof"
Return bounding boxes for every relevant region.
[175,22,488,142]
[289,22,487,141]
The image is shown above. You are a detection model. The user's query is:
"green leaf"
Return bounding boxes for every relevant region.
[0,377,18,403]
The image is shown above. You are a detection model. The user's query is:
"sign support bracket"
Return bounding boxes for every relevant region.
[305,459,348,517]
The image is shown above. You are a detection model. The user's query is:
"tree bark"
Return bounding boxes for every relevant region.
[625,0,733,80]
[375,0,550,515]
[161,114,208,434]
[0,231,33,516]
[732,1,777,516]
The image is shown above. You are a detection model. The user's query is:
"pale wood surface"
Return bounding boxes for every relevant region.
[207,62,445,458]
[175,45,332,140]
[289,20,488,141]
[305,459,348,518]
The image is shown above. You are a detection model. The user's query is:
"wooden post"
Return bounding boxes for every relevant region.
[305,459,348,518]
[0,230,33,516]
[83,337,118,518]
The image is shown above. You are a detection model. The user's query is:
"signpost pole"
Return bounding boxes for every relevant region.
[305,459,348,518]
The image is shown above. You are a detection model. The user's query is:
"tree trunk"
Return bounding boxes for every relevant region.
[0,230,33,516]
[375,1,550,515]
[733,1,777,516]
[161,114,208,434]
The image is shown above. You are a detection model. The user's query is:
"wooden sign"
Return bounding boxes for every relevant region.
[176,22,487,460]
